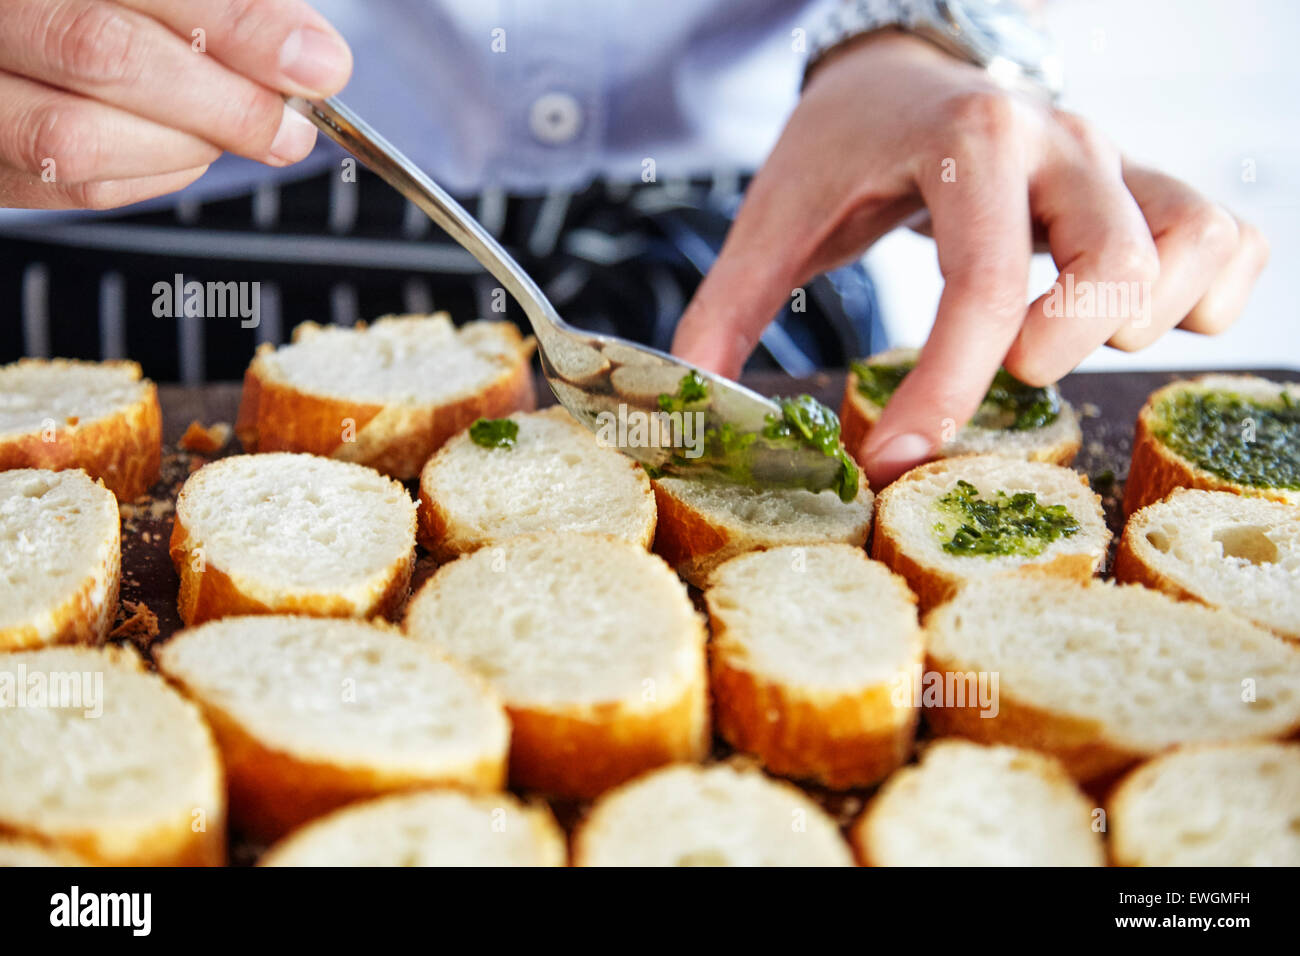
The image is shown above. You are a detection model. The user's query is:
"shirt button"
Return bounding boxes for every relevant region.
[529,92,583,145]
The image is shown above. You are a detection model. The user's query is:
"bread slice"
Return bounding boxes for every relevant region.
[1114,489,1299,642]
[924,576,1300,782]
[572,763,854,866]
[417,407,656,562]
[259,789,565,867]
[0,469,120,651]
[1108,742,1300,866]
[840,348,1081,468]
[169,452,416,625]
[1124,374,1300,515]
[852,740,1104,866]
[705,544,921,788]
[652,475,873,589]
[0,358,161,500]
[871,455,1108,611]
[236,314,535,479]
[404,532,709,798]
[155,615,509,842]
[0,836,86,866]
[0,644,225,865]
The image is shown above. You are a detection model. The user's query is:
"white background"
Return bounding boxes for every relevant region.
[865,0,1299,370]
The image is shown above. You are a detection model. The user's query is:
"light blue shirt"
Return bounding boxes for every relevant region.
[190,0,833,200]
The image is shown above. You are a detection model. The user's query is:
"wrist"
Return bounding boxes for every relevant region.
[802,29,975,95]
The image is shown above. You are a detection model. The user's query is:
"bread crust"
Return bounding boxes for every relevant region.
[504,660,710,800]
[1123,379,1300,516]
[839,375,1081,474]
[169,513,413,626]
[0,495,120,652]
[923,652,1145,783]
[0,361,161,501]
[0,644,227,866]
[1111,521,1203,603]
[1,808,227,867]
[871,458,1105,612]
[166,694,506,844]
[236,322,537,479]
[415,408,657,561]
[649,482,732,585]
[709,652,916,789]
[651,480,873,588]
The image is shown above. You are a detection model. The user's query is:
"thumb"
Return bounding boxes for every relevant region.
[671,245,799,380]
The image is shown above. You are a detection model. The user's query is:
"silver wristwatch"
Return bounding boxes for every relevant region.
[805,0,1064,101]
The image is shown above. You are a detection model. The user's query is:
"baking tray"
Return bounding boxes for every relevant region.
[110,367,1300,860]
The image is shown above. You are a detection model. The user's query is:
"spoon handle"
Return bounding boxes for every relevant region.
[285,96,567,340]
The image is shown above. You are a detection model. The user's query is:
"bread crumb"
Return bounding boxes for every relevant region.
[110,600,159,647]
[179,421,231,454]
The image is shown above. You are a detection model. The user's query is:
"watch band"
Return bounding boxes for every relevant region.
[803,0,1062,102]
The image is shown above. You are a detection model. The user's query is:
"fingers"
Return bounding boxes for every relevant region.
[1118,162,1270,341]
[116,0,352,98]
[861,92,1033,488]
[0,163,209,210]
[0,69,220,183]
[1003,114,1159,385]
[1107,161,1248,350]
[1,0,317,166]
[1180,218,1269,334]
[671,124,858,377]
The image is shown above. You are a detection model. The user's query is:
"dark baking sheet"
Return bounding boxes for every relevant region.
[110,367,1300,857]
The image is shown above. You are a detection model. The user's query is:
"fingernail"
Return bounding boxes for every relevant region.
[864,432,933,488]
[268,104,317,165]
[279,27,352,95]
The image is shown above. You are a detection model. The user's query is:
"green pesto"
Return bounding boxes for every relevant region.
[761,395,859,503]
[851,361,1060,431]
[652,377,857,502]
[657,370,709,413]
[934,480,1080,557]
[468,417,519,449]
[1153,389,1300,490]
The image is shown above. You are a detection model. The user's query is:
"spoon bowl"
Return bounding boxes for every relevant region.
[287,96,854,498]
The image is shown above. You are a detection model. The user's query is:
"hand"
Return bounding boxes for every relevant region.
[0,0,352,210]
[671,33,1269,488]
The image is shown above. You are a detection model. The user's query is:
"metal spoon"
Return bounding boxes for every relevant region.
[286,96,848,496]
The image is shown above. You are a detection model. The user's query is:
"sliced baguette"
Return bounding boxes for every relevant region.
[652,475,873,589]
[236,314,536,479]
[417,407,655,562]
[705,544,921,788]
[871,455,1108,611]
[0,836,86,866]
[259,789,565,867]
[404,532,709,798]
[0,358,160,500]
[1114,489,1299,642]
[852,740,1104,866]
[841,348,1081,468]
[169,453,416,625]
[1124,374,1300,515]
[923,576,1300,782]
[572,763,854,867]
[0,469,120,651]
[0,644,225,866]
[1108,742,1300,866]
[155,615,509,842]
